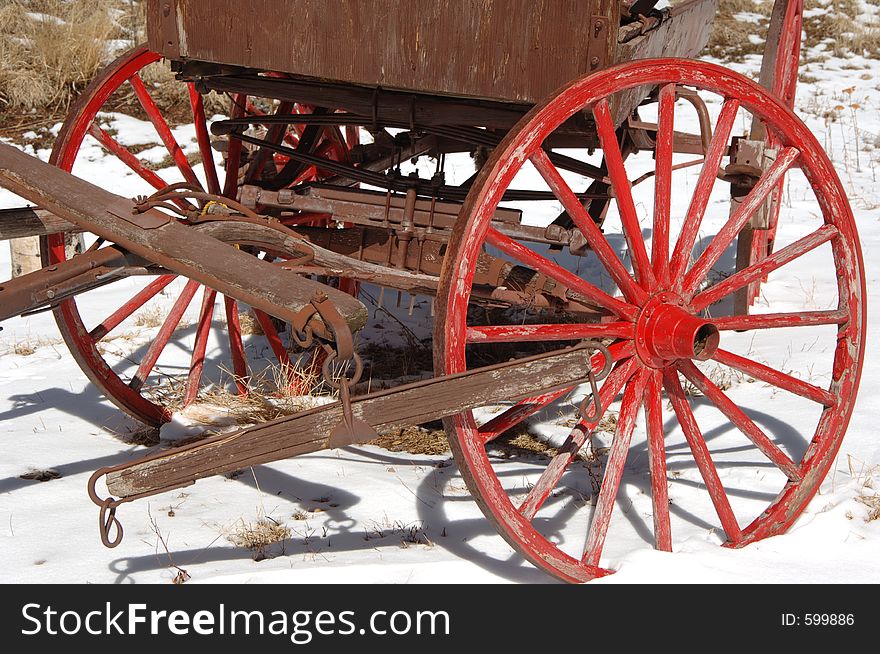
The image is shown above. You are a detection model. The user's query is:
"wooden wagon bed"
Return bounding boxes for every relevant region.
[147,0,717,106]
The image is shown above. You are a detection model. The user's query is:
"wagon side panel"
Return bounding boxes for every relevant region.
[146,0,619,105]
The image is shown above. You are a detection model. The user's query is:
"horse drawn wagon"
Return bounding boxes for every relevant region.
[0,0,864,582]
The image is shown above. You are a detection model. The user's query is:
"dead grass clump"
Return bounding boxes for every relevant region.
[370,425,450,455]
[13,342,36,356]
[237,310,264,336]
[708,0,880,63]
[133,305,165,328]
[225,517,290,561]
[856,494,880,522]
[490,428,558,460]
[804,0,880,58]
[0,1,126,116]
[706,0,770,61]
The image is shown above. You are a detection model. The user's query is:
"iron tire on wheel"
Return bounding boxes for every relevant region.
[435,58,865,583]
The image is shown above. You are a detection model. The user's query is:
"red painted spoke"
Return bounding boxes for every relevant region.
[188,84,221,194]
[130,279,200,392]
[478,342,636,444]
[486,228,639,321]
[653,84,676,286]
[252,309,294,371]
[518,357,638,521]
[530,149,648,305]
[89,274,176,341]
[691,223,838,310]
[593,99,655,288]
[245,100,295,185]
[467,321,633,344]
[479,389,570,446]
[678,360,802,480]
[223,94,247,198]
[88,124,189,202]
[224,296,249,395]
[662,368,743,543]
[183,288,217,406]
[583,368,651,566]
[683,147,801,294]
[713,309,847,332]
[669,99,741,285]
[644,370,672,551]
[712,349,836,407]
[129,74,201,188]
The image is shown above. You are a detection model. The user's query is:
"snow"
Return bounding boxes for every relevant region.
[1,36,880,585]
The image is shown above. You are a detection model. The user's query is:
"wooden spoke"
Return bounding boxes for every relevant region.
[129,74,201,188]
[713,309,848,332]
[683,147,801,294]
[662,368,743,543]
[583,368,651,566]
[252,309,294,372]
[593,99,656,289]
[478,389,571,445]
[678,360,802,480]
[466,321,633,344]
[712,349,836,407]
[224,296,249,395]
[183,288,218,406]
[691,223,838,310]
[87,124,187,199]
[129,279,200,392]
[644,370,672,551]
[188,84,221,194]
[223,94,247,198]
[89,274,176,341]
[518,357,638,521]
[669,99,741,284]
[530,149,648,305]
[653,84,676,286]
[486,228,639,321]
[478,342,636,444]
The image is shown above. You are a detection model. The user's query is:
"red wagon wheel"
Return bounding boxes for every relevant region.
[435,59,865,582]
[44,45,351,426]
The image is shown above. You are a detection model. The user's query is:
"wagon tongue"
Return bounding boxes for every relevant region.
[0,142,367,335]
[87,343,615,548]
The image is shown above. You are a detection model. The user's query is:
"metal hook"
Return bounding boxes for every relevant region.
[98,499,124,548]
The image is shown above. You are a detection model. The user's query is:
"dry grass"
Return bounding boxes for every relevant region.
[369,425,450,455]
[0,1,225,135]
[132,305,164,328]
[0,1,132,116]
[708,0,880,63]
[707,0,771,61]
[225,516,291,560]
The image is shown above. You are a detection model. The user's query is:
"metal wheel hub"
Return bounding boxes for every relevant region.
[635,292,719,369]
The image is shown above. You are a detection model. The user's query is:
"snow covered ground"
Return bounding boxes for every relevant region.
[1,29,879,584]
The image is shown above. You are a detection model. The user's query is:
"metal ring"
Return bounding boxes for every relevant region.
[321,352,364,390]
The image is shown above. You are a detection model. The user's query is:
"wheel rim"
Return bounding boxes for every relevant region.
[435,58,865,583]
[45,45,351,425]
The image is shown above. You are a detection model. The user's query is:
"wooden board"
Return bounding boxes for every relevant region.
[147,0,618,105]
